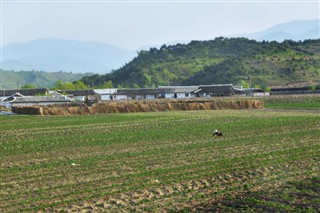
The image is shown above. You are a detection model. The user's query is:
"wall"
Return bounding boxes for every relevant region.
[12,99,263,115]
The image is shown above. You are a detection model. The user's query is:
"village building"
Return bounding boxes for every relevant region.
[0,88,48,97]
[115,86,197,100]
[193,84,238,97]
[270,85,320,95]
[0,85,244,109]
[244,88,270,96]
[10,96,73,107]
[2,84,318,111]
[60,89,98,105]
[94,89,117,101]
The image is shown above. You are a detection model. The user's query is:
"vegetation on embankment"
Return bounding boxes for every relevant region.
[262,94,320,109]
[80,38,320,89]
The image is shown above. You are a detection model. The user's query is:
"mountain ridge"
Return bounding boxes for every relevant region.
[0,70,93,89]
[80,37,320,89]
[237,19,320,42]
[1,38,137,74]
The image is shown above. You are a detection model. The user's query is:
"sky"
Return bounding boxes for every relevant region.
[0,0,319,50]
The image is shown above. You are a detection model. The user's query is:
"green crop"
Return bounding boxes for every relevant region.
[0,109,319,212]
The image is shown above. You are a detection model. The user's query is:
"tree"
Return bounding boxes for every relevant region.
[310,85,317,92]
[54,80,63,89]
[162,69,177,86]
[73,81,88,90]
[21,84,35,89]
[141,73,152,87]
[101,80,114,88]
[60,82,75,90]
[238,80,249,89]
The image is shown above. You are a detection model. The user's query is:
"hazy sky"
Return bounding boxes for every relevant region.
[1,0,319,49]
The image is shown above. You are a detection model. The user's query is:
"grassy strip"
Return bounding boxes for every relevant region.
[265,101,320,109]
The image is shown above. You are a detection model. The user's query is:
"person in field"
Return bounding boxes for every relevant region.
[212,129,223,137]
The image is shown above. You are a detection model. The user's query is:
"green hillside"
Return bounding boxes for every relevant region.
[1,70,93,89]
[80,37,320,89]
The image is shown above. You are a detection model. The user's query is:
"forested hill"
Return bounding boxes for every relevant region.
[80,37,320,89]
[1,70,92,89]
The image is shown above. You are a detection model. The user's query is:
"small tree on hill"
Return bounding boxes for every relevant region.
[21,84,35,89]
[310,85,317,92]
[101,80,114,88]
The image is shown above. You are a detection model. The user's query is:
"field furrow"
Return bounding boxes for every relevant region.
[1,109,319,212]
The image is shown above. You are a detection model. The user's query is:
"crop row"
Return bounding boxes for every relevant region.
[1,109,319,212]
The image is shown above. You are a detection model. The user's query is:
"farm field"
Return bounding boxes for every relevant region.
[0,109,319,212]
[263,94,320,109]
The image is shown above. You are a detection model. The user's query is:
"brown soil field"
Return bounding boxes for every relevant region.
[0,106,10,112]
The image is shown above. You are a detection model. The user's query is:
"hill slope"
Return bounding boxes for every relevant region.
[80,38,320,89]
[1,70,93,89]
[1,38,137,74]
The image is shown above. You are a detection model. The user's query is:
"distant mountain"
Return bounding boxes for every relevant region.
[237,19,320,42]
[1,70,93,89]
[0,38,137,74]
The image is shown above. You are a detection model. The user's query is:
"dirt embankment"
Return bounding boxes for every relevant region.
[0,106,10,112]
[12,99,263,115]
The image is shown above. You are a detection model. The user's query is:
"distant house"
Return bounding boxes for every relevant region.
[61,89,96,97]
[48,90,64,97]
[233,87,246,96]
[245,88,270,96]
[61,89,98,105]
[270,85,320,95]
[0,93,25,109]
[10,96,73,107]
[158,86,198,98]
[0,88,48,97]
[193,85,236,97]
[114,87,197,100]
[114,88,162,100]
[94,89,117,101]
[0,84,275,109]
[1,92,25,102]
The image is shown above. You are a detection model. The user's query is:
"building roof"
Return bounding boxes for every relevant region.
[94,89,117,94]
[1,93,25,102]
[270,85,320,92]
[194,85,235,95]
[61,89,96,96]
[13,96,72,103]
[116,87,197,95]
[158,86,199,93]
[0,88,48,97]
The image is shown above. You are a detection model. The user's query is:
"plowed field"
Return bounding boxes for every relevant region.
[1,109,319,212]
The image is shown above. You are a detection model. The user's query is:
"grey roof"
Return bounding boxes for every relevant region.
[270,85,320,92]
[233,88,246,94]
[245,88,264,93]
[94,89,117,94]
[14,96,72,103]
[194,85,236,95]
[116,87,197,95]
[0,88,48,97]
[61,89,96,96]
[159,86,199,93]
[1,93,25,102]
